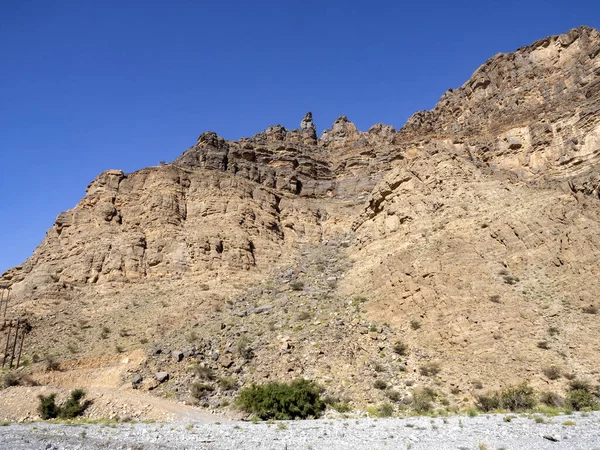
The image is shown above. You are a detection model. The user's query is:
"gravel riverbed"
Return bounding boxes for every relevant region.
[1,412,599,449]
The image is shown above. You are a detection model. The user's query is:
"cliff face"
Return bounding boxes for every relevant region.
[2,26,600,412]
[401,26,600,184]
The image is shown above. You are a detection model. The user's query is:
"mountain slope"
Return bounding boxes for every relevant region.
[2,26,600,416]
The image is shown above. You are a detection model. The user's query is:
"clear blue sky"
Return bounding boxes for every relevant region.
[1,0,598,273]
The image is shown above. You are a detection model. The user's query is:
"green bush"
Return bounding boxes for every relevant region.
[236,378,325,420]
[332,402,352,413]
[476,383,536,412]
[59,389,88,419]
[565,381,598,411]
[38,389,89,420]
[475,393,500,412]
[567,389,598,410]
[38,393,59,419]
[374,403,394,417]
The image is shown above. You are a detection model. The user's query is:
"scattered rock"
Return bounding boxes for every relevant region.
[155,372,169,383]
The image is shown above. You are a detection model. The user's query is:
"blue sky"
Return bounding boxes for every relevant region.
[1,0,599,273]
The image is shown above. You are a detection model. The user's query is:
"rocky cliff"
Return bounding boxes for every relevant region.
[2,26,600,415]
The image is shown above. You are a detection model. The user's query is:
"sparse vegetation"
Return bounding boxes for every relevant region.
[542,366,561,380]
[502,273,520,285]
[290,280,305,291]
[471,380,484,390]
[374,402,394,417]
[476,383,536,412]
[38,389,89,420]
[373,379,387,390]
[100,326,110,339]
[489,295,501,303]
[44,354,60,371]
[190,382,214,400]
[2,371,22,388]
[566,380,599,411]
[392,341,408,356]
[385,389,401,402]
[236,378,325,420]
[410,319,421,330]
[419,362,441,377]
[410,387,437,413]
[217,376,237,391]
[297,311,312,321]
[536,341,550,350]
[194,364,215,381]
[236,336,253,360]
[539,391,564,407]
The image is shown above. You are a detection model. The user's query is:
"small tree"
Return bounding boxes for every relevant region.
[38,389,89,420]
[237,378,325,420]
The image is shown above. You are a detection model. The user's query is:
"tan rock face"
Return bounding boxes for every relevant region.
[400,26,600,184]
[3,26,600,411]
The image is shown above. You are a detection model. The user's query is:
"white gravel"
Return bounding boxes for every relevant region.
[1,412,599,449]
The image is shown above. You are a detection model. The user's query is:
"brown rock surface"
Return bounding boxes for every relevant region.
[2,26,600,418]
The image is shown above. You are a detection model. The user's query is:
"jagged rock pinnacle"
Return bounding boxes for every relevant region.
[300,112,317,144]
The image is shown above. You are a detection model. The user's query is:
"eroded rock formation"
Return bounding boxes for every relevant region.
[2,26,600,411]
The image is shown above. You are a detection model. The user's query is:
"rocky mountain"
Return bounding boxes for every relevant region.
[2,26,600,418]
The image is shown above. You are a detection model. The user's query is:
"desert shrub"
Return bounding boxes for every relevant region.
[392,341,408,356]
[332,402,352,413]
[475,393,500,412]
[582,305,598,314]
[476,383,536,412]
[290,281,305,291]
[194,364,214,381]
[566,380,598,410]
[190,382,214,400]
[548,327,560,336]
[542,366,561,380]
[567,389,598,410]
[385,389,401,402]
[38,393,59,419]
[237,336,253,360]
[2,371,22,388]
[59,389,88,419]
[217,377,237,391]
[100,326,110,339]
[539,391,564,407]
[236,378,325,420]
[297,311,312,321]
[471,380,484,390]
[373,379,387,390]
[537,341,550,350]
[410,387,436,413]
[38,389,88,420]
[489,295,501,304]
[375,403,394,417]
[569,379,592,391]
[499,384,536,411]
[410,319,421,330]
[44,354,60,371]
[419,362,441,377]
[2,371,35,389]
